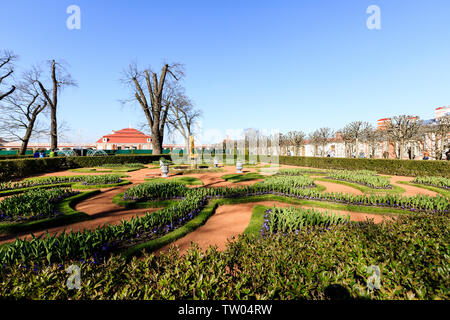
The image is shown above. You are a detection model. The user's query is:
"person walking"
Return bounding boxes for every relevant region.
[33,149,40,158]
[39,150,45,158]
[49,150,55,158]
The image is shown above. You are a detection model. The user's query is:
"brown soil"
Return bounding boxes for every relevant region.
[156,200,393,256]
[388,175,438,197]
[313,180,364,195]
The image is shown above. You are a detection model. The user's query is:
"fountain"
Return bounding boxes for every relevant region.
[56,149,77,157]
[87,149,108,156]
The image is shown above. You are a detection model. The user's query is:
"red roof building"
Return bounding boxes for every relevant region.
[95,128,152,150]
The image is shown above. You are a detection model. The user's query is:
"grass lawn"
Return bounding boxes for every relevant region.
[222,172,265,183]
[145,176,203,186]
[112,192,181,209]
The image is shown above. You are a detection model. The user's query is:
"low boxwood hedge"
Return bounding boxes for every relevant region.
[0,154,171,181]
[279,156,450,178]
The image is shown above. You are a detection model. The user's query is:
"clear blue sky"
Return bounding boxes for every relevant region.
[1,0,449,145]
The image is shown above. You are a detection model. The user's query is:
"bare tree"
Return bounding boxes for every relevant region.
[309,130,321,157]
[285,131,306,156]
[385,115,422,159]
[34,60,77,151]
[315,127,334,156]
[422,115,450,160]
[166,85,202,153]
[278,133,289,156]
[122,62,184,155]
[341,121,370,158]
[0,50,17,101]
[0,70,48,154]
[362,125,383,158]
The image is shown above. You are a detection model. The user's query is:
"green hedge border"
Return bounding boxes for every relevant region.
[0,154,171,182]
[279,156,450,178]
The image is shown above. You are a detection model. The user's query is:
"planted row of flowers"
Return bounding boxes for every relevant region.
[327,170,392,189]
[261,175,316,189]
[123,181,189,201]
[0,174,124,192]
[413,176,450,190]
[193,184,449,214]
[80,175,123,186]
[0,188,78,222]
[277,168,328,175]
[262,206,349,235]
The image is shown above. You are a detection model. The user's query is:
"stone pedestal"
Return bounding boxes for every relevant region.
[190,157,197,170]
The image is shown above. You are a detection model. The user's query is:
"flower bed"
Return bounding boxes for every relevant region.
[0,178,448,268]
[123,181,189,201]
[0,191,207,266]
[0,175,124,192]
[0,188,78,222]
[262,175,316,188]
[262,206,349,235]
[413,176,450,190]
[327,170,392,189]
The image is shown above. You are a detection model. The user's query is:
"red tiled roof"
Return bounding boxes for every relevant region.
[96,128,151,144]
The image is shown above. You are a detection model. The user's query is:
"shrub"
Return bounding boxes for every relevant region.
[0,213,447,299]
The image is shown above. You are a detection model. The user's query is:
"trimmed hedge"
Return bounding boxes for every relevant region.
[279,156,450,178]
[0,154,171,181]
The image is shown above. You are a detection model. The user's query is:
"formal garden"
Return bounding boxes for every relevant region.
[0,154,448,299]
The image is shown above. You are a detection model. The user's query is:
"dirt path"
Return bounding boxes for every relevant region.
[388,175,437,197]
[156,200,393,255]
[313,180,364,195]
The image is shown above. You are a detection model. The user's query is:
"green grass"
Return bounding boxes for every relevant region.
[243,205,267,236]
[396,180,450,198]
[69,167,143,173]
[0,191,98,235]
[221,172,265,183]
[71,180,131,189]
[112,192,180,209]
[145,176,203,186]
[315,177,405,195]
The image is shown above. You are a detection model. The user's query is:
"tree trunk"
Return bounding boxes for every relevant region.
[50,60,58,151]
[19,119,36,155]
[50,104,57,151]
[151,128,163,155]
